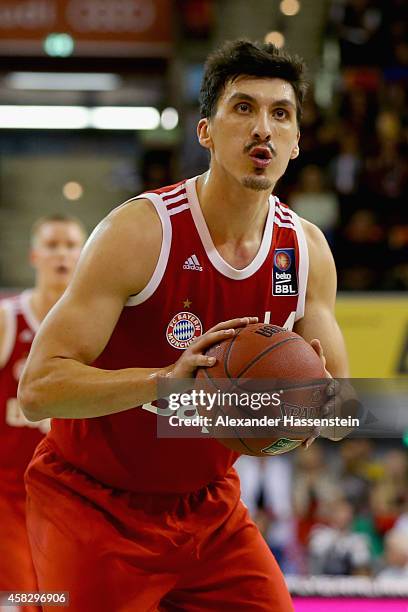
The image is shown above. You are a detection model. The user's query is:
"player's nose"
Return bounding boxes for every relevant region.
[251,110,272,142]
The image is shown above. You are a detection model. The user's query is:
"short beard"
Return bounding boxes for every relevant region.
[242,175,272,191]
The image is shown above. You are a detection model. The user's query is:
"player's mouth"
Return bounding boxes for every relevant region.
[248,146,273,168]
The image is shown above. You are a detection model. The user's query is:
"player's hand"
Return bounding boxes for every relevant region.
[167,317,258,382]
[318,378,359,441]
[303,338,359,447]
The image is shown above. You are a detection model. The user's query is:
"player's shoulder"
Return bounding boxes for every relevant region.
[96,182,189,255]
[299,218,332,257]
[299,218,336,282]
[109,179,187,222]
[90,196,163,256]
[299,217,325,245]
[107,196,161,230]
[73,196,164,298]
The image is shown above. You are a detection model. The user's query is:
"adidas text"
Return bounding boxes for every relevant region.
[183,263,203,271]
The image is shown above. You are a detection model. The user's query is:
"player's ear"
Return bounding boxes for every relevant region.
[290,131,300,159]
[197,118,212,150]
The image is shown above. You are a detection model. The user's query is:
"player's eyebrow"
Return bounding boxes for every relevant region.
[227,92,296,111]
[227,92,257,104]
[271,98,296,112]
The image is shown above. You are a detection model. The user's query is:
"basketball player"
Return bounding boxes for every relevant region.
[0,215,86,610]
[19,41,349,611]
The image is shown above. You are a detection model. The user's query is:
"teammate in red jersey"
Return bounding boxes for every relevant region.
[0,215,85,610]
[19,41,349,612]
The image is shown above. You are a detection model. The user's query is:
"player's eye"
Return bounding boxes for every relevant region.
[273,108,289,120]
[235,102,251,113]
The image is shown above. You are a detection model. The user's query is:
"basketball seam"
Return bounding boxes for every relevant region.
[225,327,245,381]
[235,336,302,379]
[201,357,237,395]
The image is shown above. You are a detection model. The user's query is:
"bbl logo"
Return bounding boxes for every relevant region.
[166,312,203,350]
[273,248,298,296]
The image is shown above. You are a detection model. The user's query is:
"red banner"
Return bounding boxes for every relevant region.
[0,0,172,56]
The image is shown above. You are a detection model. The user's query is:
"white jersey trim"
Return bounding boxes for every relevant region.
[165,192,188,206]
[186,176,275,281]
[20,290,40,332]
[125,193,172,307]
[0,299,17,368]
[286,204,309,321]
[168,203,189,216]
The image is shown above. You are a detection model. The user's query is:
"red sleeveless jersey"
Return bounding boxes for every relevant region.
[0,291,49,495]
[49,177,309,494]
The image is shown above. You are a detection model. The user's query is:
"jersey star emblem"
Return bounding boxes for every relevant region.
[183,298,192,309]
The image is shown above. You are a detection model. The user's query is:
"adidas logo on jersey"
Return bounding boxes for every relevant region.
[183,254,203,271]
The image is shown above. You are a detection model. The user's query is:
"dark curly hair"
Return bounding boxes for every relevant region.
[199,39,307,125]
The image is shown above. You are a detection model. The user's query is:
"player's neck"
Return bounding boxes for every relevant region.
[30,285,66,323]
[196,170,272,243]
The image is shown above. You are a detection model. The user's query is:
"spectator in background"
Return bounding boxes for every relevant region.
[339,88,377,146]
[370,449,408,537]
[330,0,384,66]
[377,528,408,578]
[329,133,362,222]
[289,165,339,245]
[364,111,407,207]
[393,502,408,534]
[293,95,326,167]
[337,209,386,289]
[336,439,375,511]
[293,443,341,548]
[308,498,372,575]
[236,455,296,572]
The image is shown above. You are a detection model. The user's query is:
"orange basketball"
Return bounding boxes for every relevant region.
[195,323,329,456]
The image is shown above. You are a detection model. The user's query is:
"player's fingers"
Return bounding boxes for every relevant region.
[192,354,217,369]
[302,430,320,449]
[310,338,324,360]
[327,379,339,396]
[310,338,332,377]
[206,316,258,334]
[191,328,236,352]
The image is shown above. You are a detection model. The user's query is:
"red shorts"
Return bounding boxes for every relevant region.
[0,491,40,612]
[26,439,293,612]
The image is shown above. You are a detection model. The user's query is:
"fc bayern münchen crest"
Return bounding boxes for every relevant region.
[166,311,203,349]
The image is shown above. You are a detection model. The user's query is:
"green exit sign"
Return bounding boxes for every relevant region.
[44,33,74,57]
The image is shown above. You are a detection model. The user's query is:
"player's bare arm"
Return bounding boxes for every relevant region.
[294,218,349,378]
[295,219,357,442]
[18,200,256,422]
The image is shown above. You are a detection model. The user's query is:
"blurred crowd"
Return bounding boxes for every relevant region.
[235,0,408,581]
[275,0,407,291]
[236,440,408,577]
